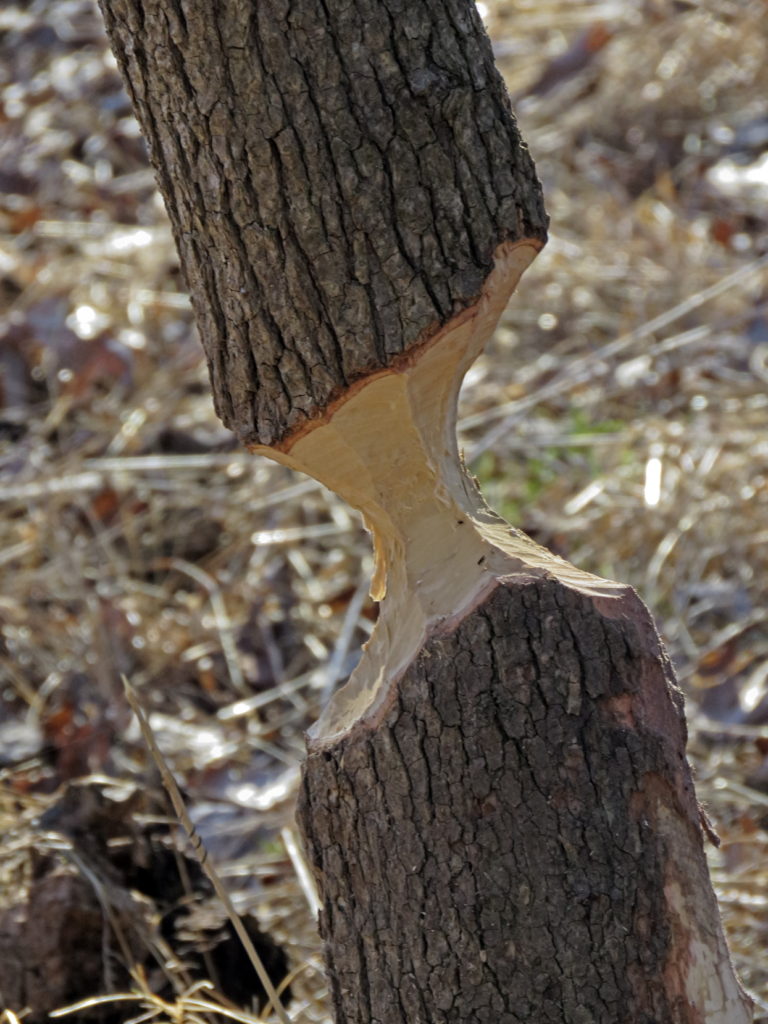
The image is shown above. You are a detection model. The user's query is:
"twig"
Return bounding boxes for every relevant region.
[463,253,768,456]
[121,676,294,1024]
[280,827,320,918]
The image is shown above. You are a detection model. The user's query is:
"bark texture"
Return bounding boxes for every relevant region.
[100,3,751,1022]
[99,0,546,447]
[299,577,748,1024]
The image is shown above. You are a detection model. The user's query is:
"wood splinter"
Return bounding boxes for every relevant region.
[257,239,621,745]
[101,0,752,1020]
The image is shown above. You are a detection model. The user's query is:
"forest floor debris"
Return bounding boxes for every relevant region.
[1,0,767,1019]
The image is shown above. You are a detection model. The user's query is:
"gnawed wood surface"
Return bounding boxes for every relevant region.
[99,2,753,1021]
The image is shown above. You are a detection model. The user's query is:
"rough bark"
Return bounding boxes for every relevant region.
[99,2,752,1022]
[99,0,546,447]
[299,577,747,1023]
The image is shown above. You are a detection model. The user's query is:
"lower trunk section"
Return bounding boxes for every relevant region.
[298,575,751,1024]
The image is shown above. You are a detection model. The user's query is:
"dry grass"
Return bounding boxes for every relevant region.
[1,0,767,1018]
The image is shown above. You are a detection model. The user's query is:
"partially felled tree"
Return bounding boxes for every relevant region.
[100,1,752,1021]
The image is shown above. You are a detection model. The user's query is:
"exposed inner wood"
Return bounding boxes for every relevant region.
[255,240,624,745]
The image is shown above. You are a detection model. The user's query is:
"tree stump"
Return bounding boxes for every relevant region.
[99,1,752,1020]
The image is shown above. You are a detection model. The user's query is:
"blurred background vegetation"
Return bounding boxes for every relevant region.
[1,0,767,1019]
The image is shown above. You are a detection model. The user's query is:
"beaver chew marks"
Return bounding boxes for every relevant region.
[256,240,624,745]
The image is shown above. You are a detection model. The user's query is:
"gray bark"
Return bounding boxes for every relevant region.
[99,0,546,447]
[299,577,735,1023]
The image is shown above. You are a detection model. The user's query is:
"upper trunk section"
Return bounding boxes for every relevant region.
[100,0,547,446]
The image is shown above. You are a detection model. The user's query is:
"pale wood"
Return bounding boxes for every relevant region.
[99,2,753,1021]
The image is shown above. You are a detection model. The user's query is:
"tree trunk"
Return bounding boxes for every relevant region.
[100,2,752,1021]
